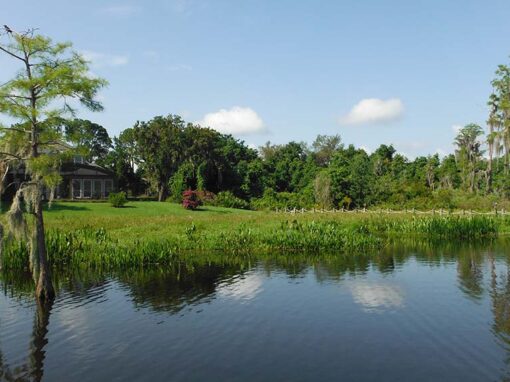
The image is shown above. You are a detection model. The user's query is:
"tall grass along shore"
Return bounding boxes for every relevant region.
[1,201,508,270]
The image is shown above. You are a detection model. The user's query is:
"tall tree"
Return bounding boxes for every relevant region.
[314,170,333,209]
[102,130,144,195]
[0,28,106,300]
[438,154,460,189]
[134,115,184,201]
[454,124,484,193]
[491,64,510,174]
[424,154,440,191]
[486,93,500,192]
[62,118,112,163]
[312,134,342,167]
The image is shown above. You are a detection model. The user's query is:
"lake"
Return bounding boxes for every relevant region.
[2,242,510,381]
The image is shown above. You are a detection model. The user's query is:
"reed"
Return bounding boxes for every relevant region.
[367,215,501,239]
[1,212,506,270]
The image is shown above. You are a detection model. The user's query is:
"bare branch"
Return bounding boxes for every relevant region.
[0,126,31,134]
[0,45,25,62]
[1,164,10,184]
[0,93,31,100]
[0,151,24,160]
[38,140,72,149]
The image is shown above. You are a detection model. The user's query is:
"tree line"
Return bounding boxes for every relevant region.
[72,109,509,211]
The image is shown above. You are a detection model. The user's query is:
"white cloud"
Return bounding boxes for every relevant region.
[340,98,404,126]
[101,5,141,16]
[81,50,129,68]
[197,106,266,135]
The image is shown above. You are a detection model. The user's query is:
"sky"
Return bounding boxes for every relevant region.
[2,0,510,158]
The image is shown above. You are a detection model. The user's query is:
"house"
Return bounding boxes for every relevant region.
[5,155,115,200]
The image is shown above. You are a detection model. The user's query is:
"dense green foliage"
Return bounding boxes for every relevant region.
[82,111,510,212]
[108,192,128,208]
[209,191,250,210]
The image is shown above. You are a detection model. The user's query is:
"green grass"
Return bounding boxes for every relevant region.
[1,201,509,270]
[42,201,259,242]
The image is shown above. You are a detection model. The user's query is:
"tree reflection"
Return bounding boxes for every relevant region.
[456,248,485,301]
[0,298,52,382]
[117,263,244,313]
[489,251,510,346]
[29,299,52,381]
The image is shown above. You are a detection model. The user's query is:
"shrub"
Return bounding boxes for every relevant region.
[251,189,314,210]
[182,189,202,210]
[212,191,250,209]
[196,190,216,205]
[108,192,128,208]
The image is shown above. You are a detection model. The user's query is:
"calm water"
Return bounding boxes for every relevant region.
[2,244,510,381]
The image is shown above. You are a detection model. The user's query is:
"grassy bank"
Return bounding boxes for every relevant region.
[1,201,509,270]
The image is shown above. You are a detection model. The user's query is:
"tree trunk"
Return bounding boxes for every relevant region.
[487,150,493,193]
[158,183,168,202]
[0,224,3,271]
[23,47,54,301]
[34,197,54,301]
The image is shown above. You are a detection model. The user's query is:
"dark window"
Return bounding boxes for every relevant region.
[105,180,113,196]
[83,180,92,198]
[72,179,81,198]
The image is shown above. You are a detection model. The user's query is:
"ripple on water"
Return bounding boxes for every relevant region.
[2,249,510,381]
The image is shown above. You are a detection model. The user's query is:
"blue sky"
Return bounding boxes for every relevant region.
[2,0,510,157]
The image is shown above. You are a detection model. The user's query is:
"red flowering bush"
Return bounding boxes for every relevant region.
[182,189,202,210]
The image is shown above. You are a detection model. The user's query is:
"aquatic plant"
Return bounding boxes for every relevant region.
[1,202,507,270]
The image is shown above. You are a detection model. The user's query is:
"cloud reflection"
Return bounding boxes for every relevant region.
[348,281,405,312]
[217,274,263,302]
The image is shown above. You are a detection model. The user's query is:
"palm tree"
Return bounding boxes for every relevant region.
[487,93,501,192]
[491,64,510,175]
[454,124,484,192]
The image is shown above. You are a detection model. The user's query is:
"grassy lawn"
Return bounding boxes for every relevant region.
[40,200,509,243]
[43,201,268,243]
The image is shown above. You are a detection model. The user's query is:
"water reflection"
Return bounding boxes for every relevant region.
[2,240,510,380]
[490,251,510,360]
[217,273,264,301]
[118,264,246,313]
[347,281,405,312]
[457,250,485,301]
[0,299,52,382]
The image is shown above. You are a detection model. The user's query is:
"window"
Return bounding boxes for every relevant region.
[105,180,113,196]
[72,179,81,198]
[83,180,92,198]
[93,180,103,198]
[73,155,84,164]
